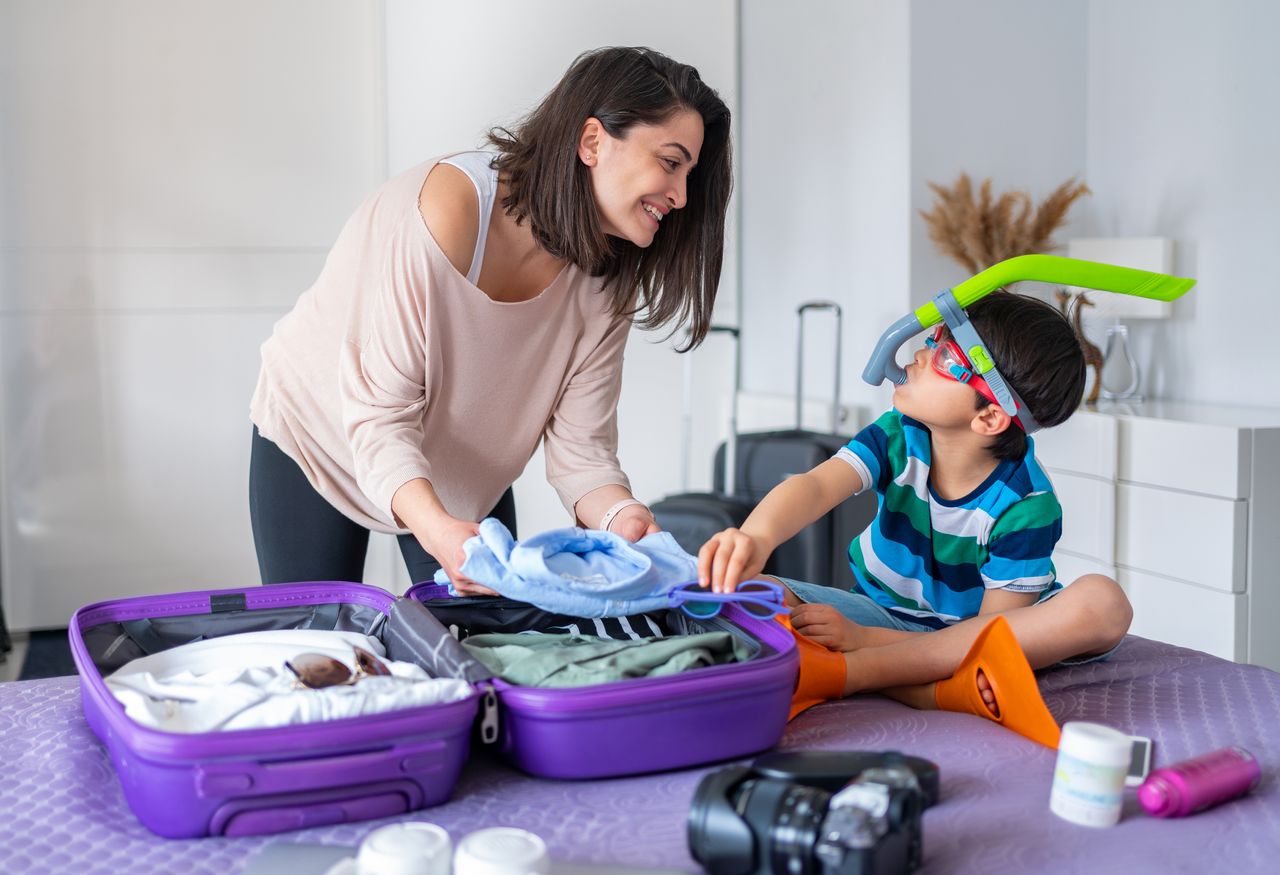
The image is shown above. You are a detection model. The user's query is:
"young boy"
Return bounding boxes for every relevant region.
[697,292,1132,716]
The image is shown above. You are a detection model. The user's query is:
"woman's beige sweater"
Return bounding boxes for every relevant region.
[250,156,631,533]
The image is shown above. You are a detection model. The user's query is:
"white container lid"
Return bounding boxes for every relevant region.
[357,822,453,875]
[1059,721,1132,766]
[455,827,550,875]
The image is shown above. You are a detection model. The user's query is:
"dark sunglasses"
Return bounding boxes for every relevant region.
[285,645,392,689]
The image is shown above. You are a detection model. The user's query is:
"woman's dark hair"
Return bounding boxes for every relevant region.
[964,292,1087,461]
[488,46,732,350]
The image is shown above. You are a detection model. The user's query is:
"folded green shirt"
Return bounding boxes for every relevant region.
[461,631,753,688]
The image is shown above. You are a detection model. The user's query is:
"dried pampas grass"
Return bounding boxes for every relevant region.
[921,173,1091,272]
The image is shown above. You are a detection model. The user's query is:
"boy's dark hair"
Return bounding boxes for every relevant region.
[965,291,1087,461]
[488,46,732,351]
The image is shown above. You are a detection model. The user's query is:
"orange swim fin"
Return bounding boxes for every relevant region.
[934,614,1061,748]
[778,615,848,720]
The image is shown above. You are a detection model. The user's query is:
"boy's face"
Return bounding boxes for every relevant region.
[894,330,1012,437]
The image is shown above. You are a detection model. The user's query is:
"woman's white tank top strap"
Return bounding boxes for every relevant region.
[438,151,500,285]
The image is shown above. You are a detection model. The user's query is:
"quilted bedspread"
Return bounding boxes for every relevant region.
[1,634,1277,873]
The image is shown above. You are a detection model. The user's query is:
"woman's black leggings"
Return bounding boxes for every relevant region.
[249,427,516,586]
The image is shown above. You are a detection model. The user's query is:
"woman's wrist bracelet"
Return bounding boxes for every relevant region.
[599,498,649,532]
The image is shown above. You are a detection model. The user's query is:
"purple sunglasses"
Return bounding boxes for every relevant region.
[668,580,790,620]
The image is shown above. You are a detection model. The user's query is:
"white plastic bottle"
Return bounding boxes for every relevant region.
[1049,721,1132,827]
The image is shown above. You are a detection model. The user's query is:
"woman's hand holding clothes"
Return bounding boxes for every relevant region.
[577,486,659,543]
[608,504,661,542]
[391,478,496,596]
[419,515,497,596]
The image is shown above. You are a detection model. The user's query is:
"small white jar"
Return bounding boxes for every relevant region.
[356,822,453,875]
[454,827,550,875]
[1049,721,1132,827]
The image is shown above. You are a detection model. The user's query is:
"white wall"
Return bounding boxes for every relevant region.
[0,0,387,628]
[909,0,1089,305]
[739,0,910,418]
[379,0,740,589]
[739,0,1086,416]
[869,0,1273,410]
[742,0,1276,414]
[1085,0,1280,407]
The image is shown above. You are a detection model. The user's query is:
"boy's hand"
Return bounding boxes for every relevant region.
[790,603,859,651]
[697,528,770,592]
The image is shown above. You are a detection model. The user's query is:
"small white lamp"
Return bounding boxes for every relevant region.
[1065,237,1175,401]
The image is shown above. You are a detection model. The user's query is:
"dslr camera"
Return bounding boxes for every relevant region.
[687,750,939,875]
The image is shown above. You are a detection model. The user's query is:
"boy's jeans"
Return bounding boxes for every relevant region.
[773,577,1118,665]
[776,578,941,632]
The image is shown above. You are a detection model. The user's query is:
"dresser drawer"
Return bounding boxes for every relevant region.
[1120,567,1247,662]
[1035,410,1117,479]
[1118,417,1250,498]
[1116,484,1246,593]
[1048,471,1115,562]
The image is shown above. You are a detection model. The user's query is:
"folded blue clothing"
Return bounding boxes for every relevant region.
[432,519,700,617]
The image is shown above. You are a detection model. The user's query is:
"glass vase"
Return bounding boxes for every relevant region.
[1099,323,1142,401]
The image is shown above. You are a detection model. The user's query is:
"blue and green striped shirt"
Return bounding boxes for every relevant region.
[835,409,1063,628]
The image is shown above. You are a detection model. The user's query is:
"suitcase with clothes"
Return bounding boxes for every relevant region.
[713,302,876,589]
[70,582,487,838]
[405,581,797,780]
[650,325,757,560]
[71,578,796,837]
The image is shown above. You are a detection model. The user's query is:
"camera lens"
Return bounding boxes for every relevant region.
[763,783,832,875]
[689,769,834,875]
[687,767,758,875]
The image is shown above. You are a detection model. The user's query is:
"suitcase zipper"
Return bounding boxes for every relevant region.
[479,683,500,744]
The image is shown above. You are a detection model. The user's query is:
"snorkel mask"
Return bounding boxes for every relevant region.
[862,254,1196,433]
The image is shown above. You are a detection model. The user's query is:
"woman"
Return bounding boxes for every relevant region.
[249,46,732,594]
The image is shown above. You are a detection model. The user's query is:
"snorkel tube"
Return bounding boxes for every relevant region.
[862,254,1196,431]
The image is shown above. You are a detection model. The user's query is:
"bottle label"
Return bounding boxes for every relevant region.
[1050,751,1126,827]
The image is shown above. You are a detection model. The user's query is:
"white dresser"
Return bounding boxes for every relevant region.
[1033,401,1280,671]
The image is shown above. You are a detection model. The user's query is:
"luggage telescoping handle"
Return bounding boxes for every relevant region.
[680,325,741,494]
[796,301,843,433]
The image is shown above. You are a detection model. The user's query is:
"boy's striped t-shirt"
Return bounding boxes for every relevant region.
[835,409,1063,628]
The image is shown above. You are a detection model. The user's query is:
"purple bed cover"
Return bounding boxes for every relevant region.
[1,634,1277,874]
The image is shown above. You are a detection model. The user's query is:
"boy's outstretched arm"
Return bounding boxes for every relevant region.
[697,458,865,591]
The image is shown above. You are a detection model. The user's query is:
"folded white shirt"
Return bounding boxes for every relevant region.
[106,629,474,733]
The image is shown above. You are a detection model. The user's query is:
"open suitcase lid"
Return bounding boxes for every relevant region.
[73,582,495,685]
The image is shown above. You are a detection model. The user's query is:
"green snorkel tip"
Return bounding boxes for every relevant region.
[950,254,1196,307]
[1129,273,1196,302]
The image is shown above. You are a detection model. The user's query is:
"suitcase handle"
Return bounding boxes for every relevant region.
[681,325,741,494]
[195,737,451,797]
[796,301,843,432]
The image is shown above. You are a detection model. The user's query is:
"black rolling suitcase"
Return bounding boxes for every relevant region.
[651,326,757,561]
[713,302,875,588]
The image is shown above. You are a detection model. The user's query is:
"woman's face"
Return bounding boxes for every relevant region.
[582,108,705,248]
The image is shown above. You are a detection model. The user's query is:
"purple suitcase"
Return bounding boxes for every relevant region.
[405,582,798,780]
[69,582,480,839]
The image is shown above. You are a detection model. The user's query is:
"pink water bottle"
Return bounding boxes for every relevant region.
[1137,746,1262,817]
